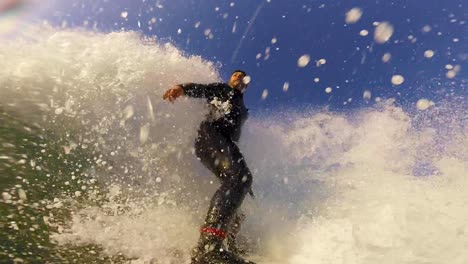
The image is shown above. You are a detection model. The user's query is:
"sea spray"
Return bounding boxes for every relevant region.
[0,25,221,263]
[0,26,467,264]
[241,103,468,264]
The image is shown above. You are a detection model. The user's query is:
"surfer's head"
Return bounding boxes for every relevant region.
[229,70,249,93]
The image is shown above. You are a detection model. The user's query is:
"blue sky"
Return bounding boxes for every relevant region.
[20,0,468,111]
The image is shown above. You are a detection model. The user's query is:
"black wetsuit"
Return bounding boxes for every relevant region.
[181,82,252,232]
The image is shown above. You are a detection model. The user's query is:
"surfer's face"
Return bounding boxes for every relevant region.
[229,72,248,92]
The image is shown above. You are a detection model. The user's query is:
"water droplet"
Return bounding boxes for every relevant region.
[317,58,327,67]
[345,8,363,24]
[283,82,289,92]
[422,25,431,32]
[55,108,63,115]
[416,99,433,110]
[297,55,310,67]
[2,192,12,201]
[424,50,434,58]
[382,52,391,63]
[363,90,372,100]
[261,89,268,100]
[446,70,456,79]
[391,75,404,85]
[374,22,394,44]
[243,75,251,84]
[123,105,134,120]
[140,124,150,144]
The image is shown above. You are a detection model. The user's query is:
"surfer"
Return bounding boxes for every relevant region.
[163,70,255,264]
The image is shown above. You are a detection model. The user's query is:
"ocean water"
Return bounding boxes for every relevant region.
[0,27,467,264]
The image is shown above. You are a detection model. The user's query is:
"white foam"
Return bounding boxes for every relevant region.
[244,106,468,263]
[51,104,468,263]
[52,203,199,263]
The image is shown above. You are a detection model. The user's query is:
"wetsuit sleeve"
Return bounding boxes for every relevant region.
[180,83,218,99]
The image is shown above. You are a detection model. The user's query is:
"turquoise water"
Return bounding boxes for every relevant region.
[0,110,116,263]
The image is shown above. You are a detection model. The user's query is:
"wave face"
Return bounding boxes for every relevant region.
[0,28,467,264]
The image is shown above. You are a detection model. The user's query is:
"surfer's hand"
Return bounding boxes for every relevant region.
[163,85,184,103]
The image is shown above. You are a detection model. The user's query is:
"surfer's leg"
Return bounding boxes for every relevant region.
[192,136,254,263]
[201,139,252,231]
[227,211,247,255]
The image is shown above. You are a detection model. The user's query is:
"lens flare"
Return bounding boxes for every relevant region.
[0,0,49,37]
[0,0,28,36]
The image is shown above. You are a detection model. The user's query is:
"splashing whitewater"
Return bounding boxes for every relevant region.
[0,27,467,264]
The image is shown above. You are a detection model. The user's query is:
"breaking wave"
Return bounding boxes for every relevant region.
[0,27,466,264]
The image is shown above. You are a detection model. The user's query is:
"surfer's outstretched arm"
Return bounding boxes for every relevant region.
[163,83,223,103]
[179,83,220,98]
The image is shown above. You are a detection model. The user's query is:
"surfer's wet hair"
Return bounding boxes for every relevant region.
[232,70,247,76]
